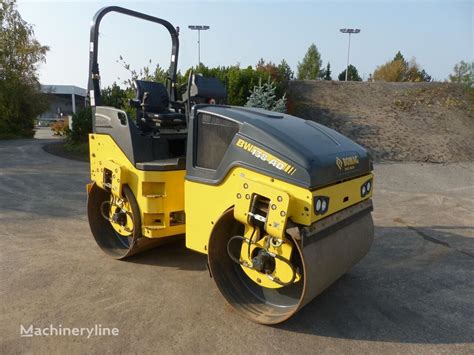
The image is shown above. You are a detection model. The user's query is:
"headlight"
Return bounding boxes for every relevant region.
[361,179,373,197]
[315,199,322,212]
[321,199,327,212]
[314,196,329,215]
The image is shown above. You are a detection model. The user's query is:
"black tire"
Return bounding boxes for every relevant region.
[87,183,141,259]
[207,208,305,325]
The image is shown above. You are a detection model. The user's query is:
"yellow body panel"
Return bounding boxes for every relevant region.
[185,166,373,254]
[89,134,373,250]
[234,177,290,239]
[89,134,185,239]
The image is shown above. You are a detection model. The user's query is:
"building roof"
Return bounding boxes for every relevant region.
[41,84,87,97]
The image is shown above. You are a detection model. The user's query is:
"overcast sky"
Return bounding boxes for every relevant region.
[18,0,473,88]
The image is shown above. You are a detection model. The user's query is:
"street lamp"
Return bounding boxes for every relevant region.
[188,25,210,67]
[340,28,360,81]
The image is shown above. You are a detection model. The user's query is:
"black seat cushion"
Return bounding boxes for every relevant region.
[143,111,186,128]
[135,157,186,171]
[144,110,185,121]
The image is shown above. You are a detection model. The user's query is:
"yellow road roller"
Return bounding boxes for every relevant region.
[86,6,374,324]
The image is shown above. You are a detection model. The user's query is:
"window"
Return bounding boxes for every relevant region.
[195,113,239,170]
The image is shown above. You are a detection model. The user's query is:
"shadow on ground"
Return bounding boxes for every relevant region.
[275,225,474,344]
[122,223,474,344]
[126,239,208,272]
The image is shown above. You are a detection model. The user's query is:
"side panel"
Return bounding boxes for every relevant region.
[89,134,185,238]
[185,167,373,254]
[186,167,311,254]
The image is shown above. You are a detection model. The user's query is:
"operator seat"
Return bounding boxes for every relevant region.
[135,80,186,131]
[129,80,187,171]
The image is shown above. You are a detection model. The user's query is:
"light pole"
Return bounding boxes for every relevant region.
[340,28,360,81]
[188,25,210,67]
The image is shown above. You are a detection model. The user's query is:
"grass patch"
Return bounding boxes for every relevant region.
[0,133,28,140]
[43,141,89,162]
[64,141,89,156]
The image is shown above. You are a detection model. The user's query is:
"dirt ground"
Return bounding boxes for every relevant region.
[0,130,473,354]
[289,81,474,163]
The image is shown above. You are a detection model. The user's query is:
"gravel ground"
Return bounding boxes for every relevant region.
[0,129,473,354]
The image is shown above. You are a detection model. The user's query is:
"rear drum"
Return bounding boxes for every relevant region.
[87,183,141,259]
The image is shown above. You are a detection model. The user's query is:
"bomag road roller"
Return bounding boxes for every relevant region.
[86,6,375,324]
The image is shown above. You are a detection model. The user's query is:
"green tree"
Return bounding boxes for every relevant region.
[297,44,322,80]
[319,62,332,80]
[449,61,473,86]
[0,0,49,138]
[393,51,407,66]
[338,65,362,81]
[256,58,293,97]
[277,59,294,82]
[101,82,130,109]
[245,78,287,113]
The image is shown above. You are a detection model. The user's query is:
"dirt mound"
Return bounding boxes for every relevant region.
[288,81,474,162]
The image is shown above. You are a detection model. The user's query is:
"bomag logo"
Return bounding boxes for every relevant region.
[235,138,296,175]
[336,155,359,171]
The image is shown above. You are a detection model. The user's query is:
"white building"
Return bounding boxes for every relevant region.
[38,85,87,127]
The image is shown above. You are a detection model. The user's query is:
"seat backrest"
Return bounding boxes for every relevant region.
[136,80,170,112]
[183,74,227,103]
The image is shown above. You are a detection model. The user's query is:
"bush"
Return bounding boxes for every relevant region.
[68,107,92,143]
[192,64,270,106]
[110,59,290,110]
[51,119,70,136]
[373,52,432,82]
[256,59,294,97]
[245,78,287,113]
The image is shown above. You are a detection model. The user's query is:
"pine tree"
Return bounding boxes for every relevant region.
[277,59,294,82]
[245,78,287,113]
[297,44,322,80]
[338,65,362,81]
[324,62,332,80]
[393,51,407,65]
